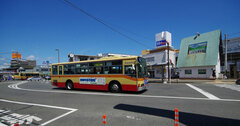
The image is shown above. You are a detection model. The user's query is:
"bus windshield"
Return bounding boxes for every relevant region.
[138,57,147,78]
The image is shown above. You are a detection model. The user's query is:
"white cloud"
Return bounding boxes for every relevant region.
[0,57,6,61]
[0,63,10,69]
[26,55,35,60]
[47,57,54,60]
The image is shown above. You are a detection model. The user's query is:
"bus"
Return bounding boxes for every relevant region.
[12,72,40,80]
[51,56,148,92]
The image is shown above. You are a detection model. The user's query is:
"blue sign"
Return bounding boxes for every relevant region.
[156,40,167,47]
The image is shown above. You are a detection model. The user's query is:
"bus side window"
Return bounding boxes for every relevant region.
[125,65,136,77]
[80,63,88,74]
[52,65,58,75]
[64,64,75,75]
[59,66,63,75]
[104,60,122,74]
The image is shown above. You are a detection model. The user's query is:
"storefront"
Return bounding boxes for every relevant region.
[177,30,222,79]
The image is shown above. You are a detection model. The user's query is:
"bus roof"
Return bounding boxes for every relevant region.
[51,56,139,65]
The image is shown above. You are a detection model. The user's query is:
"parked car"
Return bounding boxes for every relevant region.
[45,76,51,80]
[27,76,42,81]
[236,78,240,85]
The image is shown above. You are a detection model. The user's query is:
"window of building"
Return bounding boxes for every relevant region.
[198,69,206,74]
[145,57,154,62]
[185,69,192,74]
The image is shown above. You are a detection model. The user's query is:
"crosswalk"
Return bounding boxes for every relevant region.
[186,83,220,100]
[215,84,240,92]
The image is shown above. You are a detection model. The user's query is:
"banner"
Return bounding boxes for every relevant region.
[79,77,106,85]
[188,42,207,54]
[12,53,21,59]
[156,40,167,47]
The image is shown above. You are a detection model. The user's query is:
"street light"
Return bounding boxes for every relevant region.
[224,34,227,78]
[167,41,171,83]
[56,49,60,63]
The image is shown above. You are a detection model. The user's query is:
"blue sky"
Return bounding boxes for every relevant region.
[0,0,240,68]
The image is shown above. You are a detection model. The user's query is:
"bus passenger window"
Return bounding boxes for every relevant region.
[52,65,58,75]
[64,64,76,74]
[125,65,136,77]
[96,67,103,74]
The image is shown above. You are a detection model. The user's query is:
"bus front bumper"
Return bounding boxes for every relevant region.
[137,84,149,91]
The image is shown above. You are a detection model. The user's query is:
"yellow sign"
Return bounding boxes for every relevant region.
[12,53,21,59]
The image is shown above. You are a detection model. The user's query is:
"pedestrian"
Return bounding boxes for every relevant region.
[212,70,216,79]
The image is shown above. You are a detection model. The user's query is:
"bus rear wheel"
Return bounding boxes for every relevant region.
[109,83,121,93]
[66,81,74,90]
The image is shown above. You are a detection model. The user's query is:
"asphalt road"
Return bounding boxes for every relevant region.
[0,80,240,126]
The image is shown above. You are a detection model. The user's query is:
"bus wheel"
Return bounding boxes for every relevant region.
[110,83,121,93]
[66,81,74,90]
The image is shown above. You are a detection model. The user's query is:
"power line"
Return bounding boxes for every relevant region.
[62,0,151,48]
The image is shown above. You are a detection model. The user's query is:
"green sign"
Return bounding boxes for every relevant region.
[188,42,207,54]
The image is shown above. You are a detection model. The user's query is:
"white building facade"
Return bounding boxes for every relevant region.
[177,30,222,79]
[142,31,178,78]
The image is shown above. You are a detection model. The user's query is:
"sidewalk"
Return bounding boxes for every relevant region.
[148,78,236,84]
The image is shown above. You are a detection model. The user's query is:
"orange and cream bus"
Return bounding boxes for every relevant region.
[51,56,148,92]
[12,72,40,80]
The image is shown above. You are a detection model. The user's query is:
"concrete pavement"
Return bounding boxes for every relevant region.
[149,78,237,84]
[0,80,240,126]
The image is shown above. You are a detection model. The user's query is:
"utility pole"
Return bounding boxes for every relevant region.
[56,49,60,63]
[224,34,227,78]
[167,42,171,83]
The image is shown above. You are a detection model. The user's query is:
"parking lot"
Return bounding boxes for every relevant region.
[0,80,240,126]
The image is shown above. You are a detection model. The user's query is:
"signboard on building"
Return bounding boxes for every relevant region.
[12,53,21,59]
[156,40,167,47]
[188,42,207,54]
[156,31,172,48]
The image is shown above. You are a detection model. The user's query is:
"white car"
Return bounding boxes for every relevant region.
[27,76,42,81]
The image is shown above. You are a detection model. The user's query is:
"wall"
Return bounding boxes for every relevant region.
[179,66,216,79]
[142,50,176,66]
[143,50,176,78]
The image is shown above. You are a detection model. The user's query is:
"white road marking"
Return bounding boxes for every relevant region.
[186,83,220,100]
[0,111,42,125]
[126,115,141,120]
[7,82,240,102]
[0,122,7,126]
[215,84,240,92]
[0,98,77,126]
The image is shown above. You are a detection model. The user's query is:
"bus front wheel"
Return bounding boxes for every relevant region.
[109,83,121,93]
[66,81,74,90]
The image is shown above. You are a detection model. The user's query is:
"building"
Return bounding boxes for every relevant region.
[28,65,51,76]
[221,37,240,78]
[142,31,178,78]
[8,59,36,72]
[68,54,102,62]
[68,53,136,62]
[100,53,136,57]
[142,47,178,78]
[177,30,222,79]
